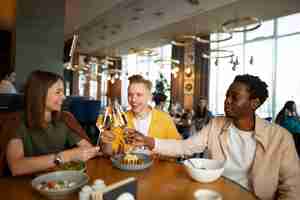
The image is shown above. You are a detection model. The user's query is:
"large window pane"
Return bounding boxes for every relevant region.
[246,20,274,41]
[276,34,300,115]
[209,45,243,115]
[89,80,97,99]
[121,45,172,107]
[209,11,300,120]
[245,39,274,118]
[278,12,300,36]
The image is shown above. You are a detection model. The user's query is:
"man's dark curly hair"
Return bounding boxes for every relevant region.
[233,74,269,106]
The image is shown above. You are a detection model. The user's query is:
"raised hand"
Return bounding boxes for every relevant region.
[124,128,146,146]
[125,128,155,149]
[101,130,116,144]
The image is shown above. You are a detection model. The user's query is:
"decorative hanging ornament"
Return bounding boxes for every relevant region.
[235,56,240,65]
[214,58,219,66]
[229,56,234,64]
[249,56,254,65]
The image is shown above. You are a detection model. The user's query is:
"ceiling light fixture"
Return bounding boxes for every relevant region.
[154,59,180,65]
[153,11,164,17]
[209,31,232,43]
[129,48,158,57]
[171,34,210,46]
[134,8,145,13]
[202,49,234,59]
[131,16,140,21]
[222,16,262,33]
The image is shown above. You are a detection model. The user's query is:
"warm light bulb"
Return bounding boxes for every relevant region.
[185,67,192,75]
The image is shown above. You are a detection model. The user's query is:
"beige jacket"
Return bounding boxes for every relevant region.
[154,116,300,200]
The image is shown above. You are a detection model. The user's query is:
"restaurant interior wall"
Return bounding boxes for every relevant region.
[171,45,185,107]
[209,12,300,119]
[171,41,210,112]
[15,0,65,89]
[0,0,15,81]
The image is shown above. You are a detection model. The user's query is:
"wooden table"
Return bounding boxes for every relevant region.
[0,157,259,200]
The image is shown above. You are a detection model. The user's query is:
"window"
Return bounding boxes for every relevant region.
[89,80,97,99]
[277,12,300,36]
[209,45,243,114]
[78,72,86,96]
[245,39,274,118]
[121,44,172,107]
[89,62,98,99]
[246,20,274,41]
[276,34,300,115]
[209,12,300,119]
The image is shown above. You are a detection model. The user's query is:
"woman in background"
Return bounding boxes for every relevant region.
[6,70,99,176]
[275,100,300,134]
[0,71,17,94]
[191,97,213,135]
[275,100,300,156]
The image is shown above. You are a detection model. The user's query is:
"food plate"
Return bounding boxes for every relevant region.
[31,170,89,199]
[111,153,153,171]
[57,161,86,173]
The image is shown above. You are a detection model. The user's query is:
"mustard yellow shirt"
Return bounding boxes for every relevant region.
[112,108,181,151]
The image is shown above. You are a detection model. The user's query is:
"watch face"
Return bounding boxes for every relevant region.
[54,155,62,165]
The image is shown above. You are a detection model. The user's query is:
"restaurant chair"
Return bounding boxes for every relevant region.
[0,94,24,112]
[0,112,20,176]
[69,99,102,144]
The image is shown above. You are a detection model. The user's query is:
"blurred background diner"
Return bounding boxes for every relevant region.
[275,100,300,156]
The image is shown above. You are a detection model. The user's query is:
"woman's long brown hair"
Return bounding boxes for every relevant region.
[24,70,63,129]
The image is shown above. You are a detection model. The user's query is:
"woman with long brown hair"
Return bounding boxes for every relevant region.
[6,70,99,176]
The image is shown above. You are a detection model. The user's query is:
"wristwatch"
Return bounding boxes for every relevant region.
[54,153,64,166]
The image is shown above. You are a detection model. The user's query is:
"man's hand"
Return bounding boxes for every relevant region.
[125,128,155,150]
[101,130,115,144]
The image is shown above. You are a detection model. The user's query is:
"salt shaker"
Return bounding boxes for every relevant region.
[79,185,93,200]
[92,179,106,192]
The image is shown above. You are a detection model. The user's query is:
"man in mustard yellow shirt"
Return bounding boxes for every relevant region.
[103,74,181,154]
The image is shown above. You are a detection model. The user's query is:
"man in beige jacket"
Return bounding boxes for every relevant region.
[112,74,300,200]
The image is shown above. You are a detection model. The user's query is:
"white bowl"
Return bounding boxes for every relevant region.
[194,189,222,200]
[31,170,89,199]
[183,158,224,183]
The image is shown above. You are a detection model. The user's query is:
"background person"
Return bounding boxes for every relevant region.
[275,100,300,134]
[275,100,300,156]
[191,97,213,135]
[0,71,17,94]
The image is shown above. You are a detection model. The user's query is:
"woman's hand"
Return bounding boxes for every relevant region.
[63,146,100,162]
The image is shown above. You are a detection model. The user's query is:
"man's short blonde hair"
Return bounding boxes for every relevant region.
[128,74,152,91]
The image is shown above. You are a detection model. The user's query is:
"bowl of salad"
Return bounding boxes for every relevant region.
[57,161,86,173]
[31,170,89,199]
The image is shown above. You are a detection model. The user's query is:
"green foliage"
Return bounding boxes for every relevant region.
[153,73,170,105]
